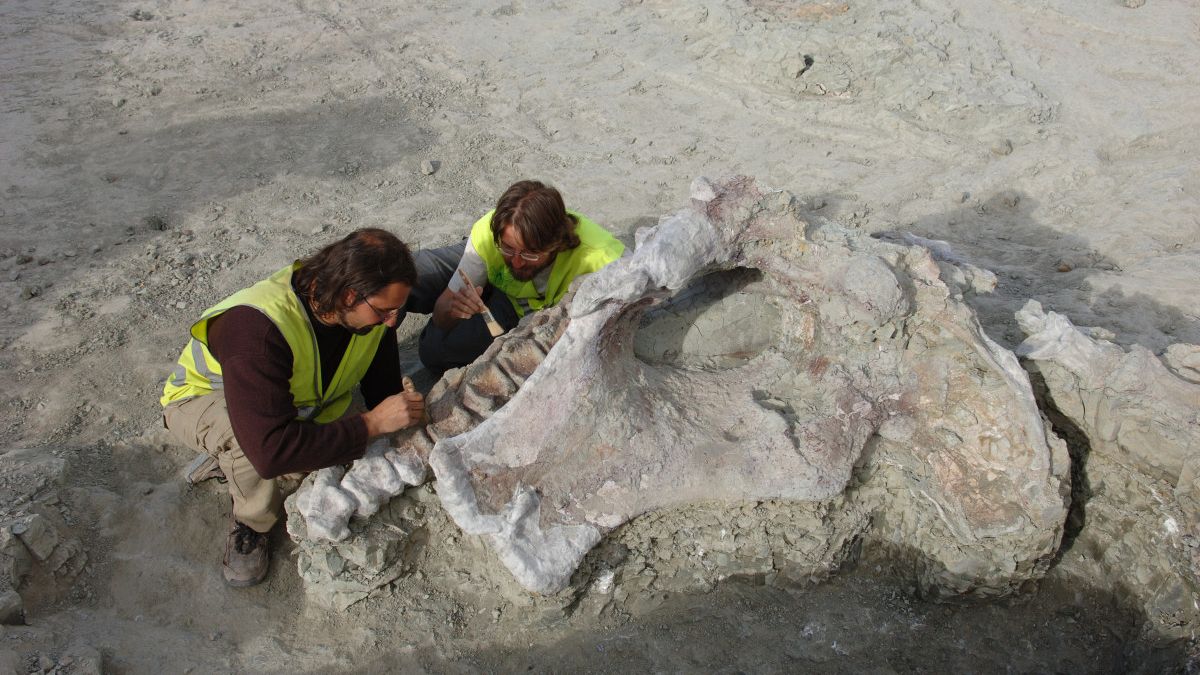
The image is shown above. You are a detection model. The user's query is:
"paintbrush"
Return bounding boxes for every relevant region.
[458,269,505,337]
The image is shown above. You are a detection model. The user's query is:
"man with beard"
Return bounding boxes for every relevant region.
[413,180,625,374]
[160,228,426,587]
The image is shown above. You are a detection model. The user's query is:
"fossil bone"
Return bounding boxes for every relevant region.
[422,176,1069,594]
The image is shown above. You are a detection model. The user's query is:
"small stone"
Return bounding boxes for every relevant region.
[13,514,59,561]
[1056,262,1072,273]
[310,224,327,235]
[130,9,153,20]
[990,139,1013,156]
[420,159,438,175]
[1123,0,1145,7]
[112,97,126,108]
[38,654,55,671]
[149,84,162,96]
[20,286,40,300]
[7,271,18,281]
[0,589,23,625]
[175,301,186,310]
[66,646,102,675]
[15,254,32,264]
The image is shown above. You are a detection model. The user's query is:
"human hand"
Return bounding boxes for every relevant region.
[447,280,488,321]
[363,389,426,436]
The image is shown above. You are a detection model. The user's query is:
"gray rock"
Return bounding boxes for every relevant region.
[0,529,33,587]
[1016,301,1200,637]
[13,514,58,562]
[0,648,20,675]
[63,644,102,675]
[1016,302,1200,497]
[420,159,438,175]
[0,588,23,624]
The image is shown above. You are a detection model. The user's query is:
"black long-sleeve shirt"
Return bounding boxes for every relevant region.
[206,301,402,479]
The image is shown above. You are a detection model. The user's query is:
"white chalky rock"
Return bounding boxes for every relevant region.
[341,440,405,517]
[297,439,429,540]
[1016,300,1200,521]
[429,176,1069,595]
[295,466,354,541]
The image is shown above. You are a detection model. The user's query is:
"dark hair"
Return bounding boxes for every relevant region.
[293,228,416,315]
[489,180,580,253]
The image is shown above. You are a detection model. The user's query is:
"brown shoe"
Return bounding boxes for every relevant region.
[222,521,269,587]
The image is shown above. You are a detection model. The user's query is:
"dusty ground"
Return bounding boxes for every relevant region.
[1,0,1198,672]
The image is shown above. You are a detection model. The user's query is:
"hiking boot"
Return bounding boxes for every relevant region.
[184,453,224,485]
[222,521,269,587]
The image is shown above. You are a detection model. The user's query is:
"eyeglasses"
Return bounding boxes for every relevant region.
[498,244,549,263]
[360,295,402,321]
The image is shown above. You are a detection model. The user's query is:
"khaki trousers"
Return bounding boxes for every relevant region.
[163,393,297,533]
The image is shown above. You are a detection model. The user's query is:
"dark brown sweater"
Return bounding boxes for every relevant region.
[206,301,402,479]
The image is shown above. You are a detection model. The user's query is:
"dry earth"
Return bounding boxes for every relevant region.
[1,0,1198,672]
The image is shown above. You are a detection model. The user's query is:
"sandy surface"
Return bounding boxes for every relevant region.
[1,0,1198,672]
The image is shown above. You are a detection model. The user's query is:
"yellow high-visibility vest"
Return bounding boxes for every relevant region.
[470,209,624,317]
[160,263,385,423]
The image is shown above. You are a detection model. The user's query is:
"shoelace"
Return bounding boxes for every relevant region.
[232,522,266,555]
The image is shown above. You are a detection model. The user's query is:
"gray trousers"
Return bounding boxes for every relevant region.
[406,241,520,374]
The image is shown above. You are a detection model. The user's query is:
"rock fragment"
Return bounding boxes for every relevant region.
[0,588,23,624]
[13,515,59,561]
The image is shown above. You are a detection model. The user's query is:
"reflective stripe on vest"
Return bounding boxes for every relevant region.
[470,209,624,317]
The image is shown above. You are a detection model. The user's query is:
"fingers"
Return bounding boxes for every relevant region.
[455,271,489,314]
[449,287,488,320]
[399,376,427,426]
[467,286,488,313]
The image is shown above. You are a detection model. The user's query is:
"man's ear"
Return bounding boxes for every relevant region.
[340,288,358,309]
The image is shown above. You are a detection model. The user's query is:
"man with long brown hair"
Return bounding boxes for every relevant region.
[410,180,625,373]
[161,228,426,587]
